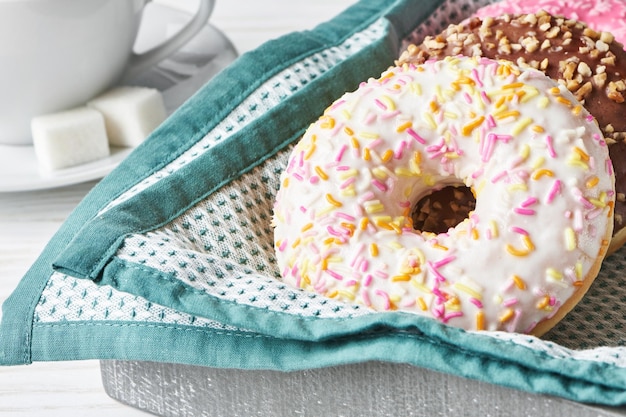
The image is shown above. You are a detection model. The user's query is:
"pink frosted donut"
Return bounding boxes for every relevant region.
[273,56,614,335]
[473,0,626,46]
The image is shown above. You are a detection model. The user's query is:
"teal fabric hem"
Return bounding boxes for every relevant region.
[99,257,626,392]
[30,320,626,406]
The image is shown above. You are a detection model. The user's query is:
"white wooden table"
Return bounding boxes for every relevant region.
[0,1,354,415]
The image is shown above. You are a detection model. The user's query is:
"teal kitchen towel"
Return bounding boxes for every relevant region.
[2,0,626,406]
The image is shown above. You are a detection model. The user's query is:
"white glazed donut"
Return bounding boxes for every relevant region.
[273,56,614,335]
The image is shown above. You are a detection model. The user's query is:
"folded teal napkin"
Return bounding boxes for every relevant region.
[3,0,626,406]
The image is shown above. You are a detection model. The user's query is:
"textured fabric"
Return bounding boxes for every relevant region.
[3,0,626,407]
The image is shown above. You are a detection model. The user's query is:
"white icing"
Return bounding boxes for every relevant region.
[273,56,614,333]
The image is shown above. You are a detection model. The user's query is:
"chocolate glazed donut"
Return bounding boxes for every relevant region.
[398,11,626,253]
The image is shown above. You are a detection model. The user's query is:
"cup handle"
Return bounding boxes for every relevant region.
[122,0,215,81]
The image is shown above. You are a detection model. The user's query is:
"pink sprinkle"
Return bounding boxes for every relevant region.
[361,290,372,307]
[427,261,447,282]
[521,197,538,207]
[573,209,583,232]
[545,135,556,158]
[463,92,473,104]
[335,212,356,221]
[326,269,343,280]
[407,128,426,144]
[372,179,387,192]
[364,112,376,125]
[374,99,387,110]
[472,168,484,179]
[443,311,464,323]
[578,196,594,209]
[331,99,346,110]
[433,255,456,268]
[398,200,411,208]
[340,177,356,189]
[299,206,307,213]
[336,165,350,171]
[278,239,288,251]
[503,298,518,307]
[514,208,535,216]
[395,141,407,159]
[486,114,496,128]
[491,170,508,183]
[545,180,561,204]
[375,290,391,310]
[309,176,319,184]
[471,68,484,87]
[358,191,375,203]
[606,158,614,175]
[375,270,389,279]
[470,298,483,309]
[291,264,299,277]
[364,274,373,287]
[381,110,401,119]
[510,226,529,236]
[335,145,348,162]
[360,260,369,273]
[345,280,357,286]
[327,226,341,237]
[480,91,491,105]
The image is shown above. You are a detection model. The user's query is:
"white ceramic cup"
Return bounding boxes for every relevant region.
[0,0,214,146]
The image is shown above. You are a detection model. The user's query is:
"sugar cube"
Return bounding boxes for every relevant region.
[31,107,110,171]
[88,86,166,147]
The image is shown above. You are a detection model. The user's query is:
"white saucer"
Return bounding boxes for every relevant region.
[0,3,237,193]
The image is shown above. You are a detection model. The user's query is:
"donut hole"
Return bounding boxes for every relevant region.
[411,185,476,234]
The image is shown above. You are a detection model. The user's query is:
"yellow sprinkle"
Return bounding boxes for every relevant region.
[282,177,289,188]
[512,275,526,290]
[489,220,499,238]
[546,268,563,280]
[519,87,539,103]
[326,194,342,207]
[327,290,338,298]
[304,143,316,160]
[556,96,572,106]
[341,109,351,120]
[372,167,388,179]
[320,116,335,129]
[499,309,515,323]
[586,176,599,188]
[359,131,379,139]
[363,147,371,161]
[507,183,528,192]
[532,168,554,180]
[409,82,422,95]
[506,244,531,257]
[291,238,301,249]
[549,87,561,95]
[503,82,524,89]
[315,166,329,180]
[344,126,354,136]
[359,218,369,230]
[462,116,485,136]
[301,223,313,232]
[380,95,396,111]
[454,282,482,300]
[537,295,550,310]
[532,156,545,170]
[391,275,411,282]
[423,112,437,129]
[351,137,360,149]
[381,149,394,163]
[494,95,507,108]
[340,187,356,198]
[337,290,356,301]
[396,121,413,132]
[494,109,520,120]
[572,105,582,115]
[574,147,590,161]
[589,198,607,208]
[338,169,358,180]
[417,297,428,311]
[537,96,550,108]
[395,167,418,177]
[567,158,589,170]
[369,243,379,257]
[532,125,545,133]
[565,227,577,251]
[364,202,384,214]
[512,117,533,135]
[429,101,439,113]
[523,236,535,251]
[476,311,485,331]
[433,243,449,251]
[471,228,479,240]
[519,144,530,160]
